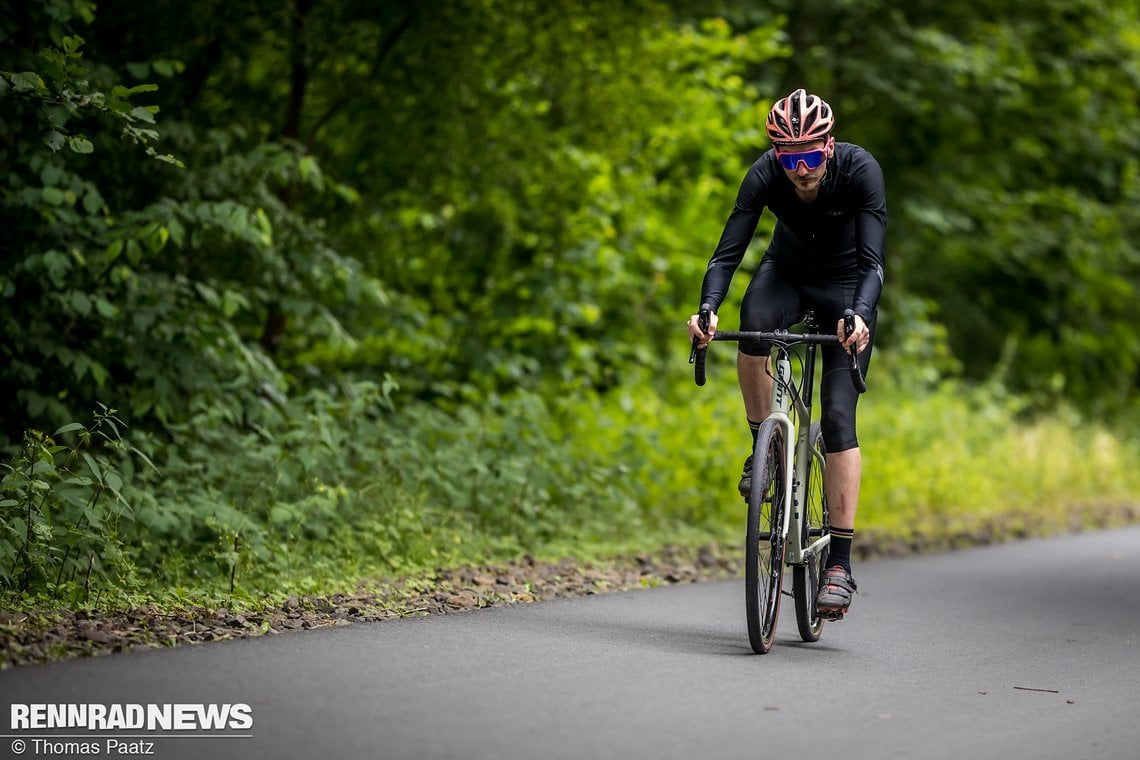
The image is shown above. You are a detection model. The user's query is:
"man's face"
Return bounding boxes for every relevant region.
[773,137,832,194]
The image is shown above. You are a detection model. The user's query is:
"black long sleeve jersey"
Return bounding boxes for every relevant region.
[698,142,887,322]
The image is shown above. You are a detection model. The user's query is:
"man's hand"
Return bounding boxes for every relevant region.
[838,314,870,354]
[688,312,719,349]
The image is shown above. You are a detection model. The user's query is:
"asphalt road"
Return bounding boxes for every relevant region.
[3,526,1140,760]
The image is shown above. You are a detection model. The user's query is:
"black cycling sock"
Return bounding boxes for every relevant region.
[827,526,855,573]
[748,419,763,447]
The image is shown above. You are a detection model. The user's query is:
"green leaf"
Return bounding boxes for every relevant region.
[130,106,157,124]
[299,156,325,191]
[54,423,85,436]
[269,505,294,525]
[95,297,117,318]
[222,290,248,319]
[147,226,169,253]
[151,152,184,168]
[167,217,185,247]
[153,61,176,78]
[195,283,220,307]
[82,453,102,483]
[58,489,89,509]
[90,361,108,387]
[83,505,104,528]
[10,71,44,92]
[44,131,67,152]
[68,136,94,154]
[104,471,123,495]
[70,291,92,316]
[82,188,103,215]
[105,240,124,263]
[42,250,71,283]
[40,165,64,186]
[42,187,66,205]
[61,36,84,56]
[130,447,160,475]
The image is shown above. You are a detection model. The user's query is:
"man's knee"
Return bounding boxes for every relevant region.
[821,406,858,452]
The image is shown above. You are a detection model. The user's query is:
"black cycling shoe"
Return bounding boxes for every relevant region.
[816,565,857,621]
[738,454,753,498]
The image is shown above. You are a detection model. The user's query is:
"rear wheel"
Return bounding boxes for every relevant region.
[793,422,830,642]
[745,420,787,654]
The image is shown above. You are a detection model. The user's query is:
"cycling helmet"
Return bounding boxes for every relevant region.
[766,88,834,145]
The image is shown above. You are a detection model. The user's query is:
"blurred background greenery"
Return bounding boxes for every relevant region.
[2,0,1138,606]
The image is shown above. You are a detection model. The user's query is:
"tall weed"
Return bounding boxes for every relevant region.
[0,405,148,601]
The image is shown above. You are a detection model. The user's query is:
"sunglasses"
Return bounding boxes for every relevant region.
[774,147,827,172]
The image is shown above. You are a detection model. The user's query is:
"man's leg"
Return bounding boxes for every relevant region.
[817,446,860,620]
[824,446,860,571]
[736,260,801,495]
[811,293,875,619]
[735,353,771,496]
[737,352,772,424]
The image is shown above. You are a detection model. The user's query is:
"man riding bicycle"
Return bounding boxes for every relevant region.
[687,88,886,620]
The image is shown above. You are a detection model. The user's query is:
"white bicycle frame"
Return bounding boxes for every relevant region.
[767,352,830,567]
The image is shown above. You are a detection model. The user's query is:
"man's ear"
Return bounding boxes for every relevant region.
[826,136,836,157]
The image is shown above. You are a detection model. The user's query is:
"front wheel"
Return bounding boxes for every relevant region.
[793,422,830,642]
[745,419,787,654]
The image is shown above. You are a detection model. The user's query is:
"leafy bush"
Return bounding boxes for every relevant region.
[859,377,1140,535]
[0,405,149,600]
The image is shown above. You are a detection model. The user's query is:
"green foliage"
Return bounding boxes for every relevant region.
[298,6,790,399]
[0,382,653,600]
[0,24,180,165]
[744,0,1140,413]
[0,5,385,446]
[0,406,145,600]
[1,0,1139,614]
[860,376,1140,536]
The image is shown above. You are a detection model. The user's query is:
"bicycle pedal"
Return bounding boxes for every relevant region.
[817,608,846,621]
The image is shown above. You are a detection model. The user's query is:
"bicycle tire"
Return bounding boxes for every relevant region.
[745,419,787,654]
[793,422,830,642]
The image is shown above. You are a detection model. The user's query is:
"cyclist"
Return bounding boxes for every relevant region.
[686,88,885,620]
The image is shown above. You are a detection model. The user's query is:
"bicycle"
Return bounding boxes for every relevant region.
[690,305,866,654]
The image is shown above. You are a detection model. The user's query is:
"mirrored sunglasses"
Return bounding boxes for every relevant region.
[775,148,827,171]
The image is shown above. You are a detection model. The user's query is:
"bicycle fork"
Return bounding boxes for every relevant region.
[769,353,830,568]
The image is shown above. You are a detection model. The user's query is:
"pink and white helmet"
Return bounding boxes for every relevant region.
[766,88,834,145]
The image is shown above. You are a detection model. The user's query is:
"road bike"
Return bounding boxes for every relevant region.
[690,305,866,654]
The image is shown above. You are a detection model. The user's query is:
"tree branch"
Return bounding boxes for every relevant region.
[304,10,416,151]
[281,0,315,142]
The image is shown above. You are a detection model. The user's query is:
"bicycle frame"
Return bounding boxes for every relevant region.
[767,346,830,568]
[691,306,863,568]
